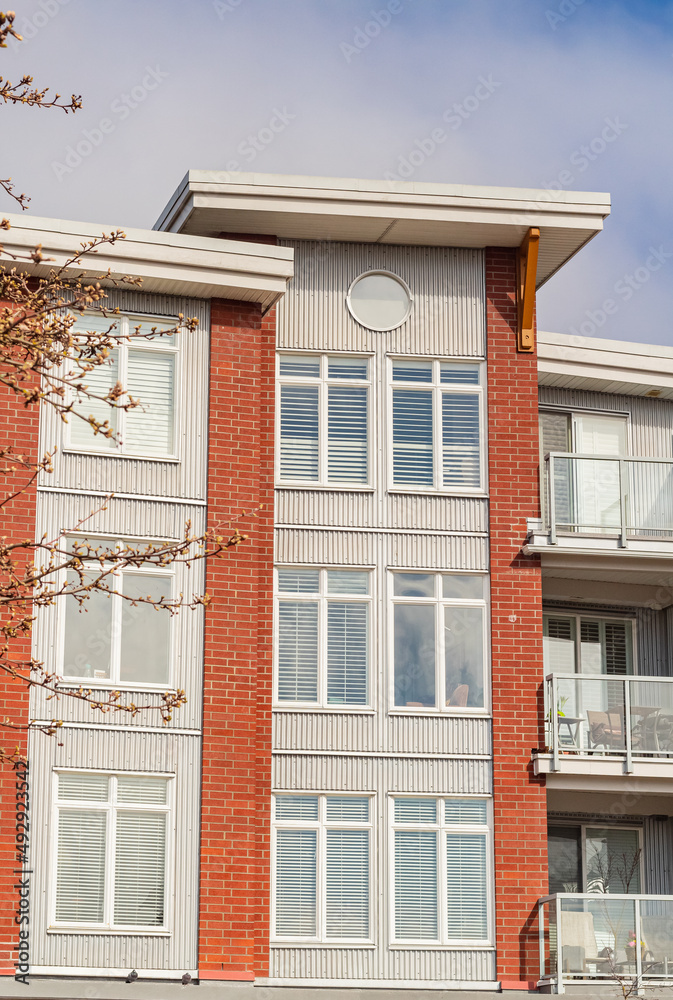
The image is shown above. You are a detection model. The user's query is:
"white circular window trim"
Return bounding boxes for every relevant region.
[346,270,413,332]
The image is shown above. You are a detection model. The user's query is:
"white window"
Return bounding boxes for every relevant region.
[390,359,484,491]
[67,313,177,458]
[543,613,634,676]
[62,538,172,686]
[392,796,492,944]
[277,354,370,485]
[275,568,370,706]
[392,572,488,711]
[273,794,371,941]
[53,771,169,929]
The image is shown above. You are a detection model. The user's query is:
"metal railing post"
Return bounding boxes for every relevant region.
[539,900,545,983]
[619,458,628,547]
[549,455,557,545]
[555,895,564,994]
[552,674,559,773]
[625,677,633,774]
[635,898,643,992]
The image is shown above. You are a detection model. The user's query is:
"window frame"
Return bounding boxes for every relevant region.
[271,792,375,945]
[275,351,374,489]
[542,611,637,676]
[548,821,644,895]
[58,535,175,691]
[346,269,413,332]
[388,356,486,495]
[273,566,373,710]
[388,570,490,715]
[389,794,494,948]
[64,312,180,462]
[49,768,173,934]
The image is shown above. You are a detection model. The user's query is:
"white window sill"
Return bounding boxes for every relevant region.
[388,942,494,951]
[275,483,375,492]
[387,487,488,498]
[388,709,491,718]
[271,941,376,949]
[48,926,171,936]
[273,706,376,714]
[62,447,180,464]
[58,679,176,694]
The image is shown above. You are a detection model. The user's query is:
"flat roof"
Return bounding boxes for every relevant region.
[154,170,611,288]
[1,212,294,309]
[538,331,673,399]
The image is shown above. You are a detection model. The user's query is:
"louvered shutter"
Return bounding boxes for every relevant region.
[114,811,166,925]
[441,392,480,489]
[604,621,632,675]
[325,830,369,938]
[392,389,433,485]
[278,602,318,701]
[280,385,319,480]
[124,350,174,455]
[58,772,109,800]
[446,833,488,940]
[328,386,367,483]
[56,810,106,922]
[69,349,118,451]
[275,829,317,936]
[327,602,368,705]
[394,830,438,939]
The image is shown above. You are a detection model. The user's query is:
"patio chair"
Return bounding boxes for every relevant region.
[560,908,615,974]
[446,684,469,707]
[587,710,626,751]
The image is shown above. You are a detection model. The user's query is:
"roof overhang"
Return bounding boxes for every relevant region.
[538,331,673,399]
[154,171,610,289]
[1,213,294,309]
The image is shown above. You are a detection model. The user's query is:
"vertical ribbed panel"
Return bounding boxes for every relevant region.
[538,387,673,459]
[273,712,376,753]
[269,946,494,981]
[385,949,495,981]
[387,716,491,756]
[270,948,375,979]
[30,491,205,730]
[278,242,485,357]
[275,529,487,570]
[38,293,209,501]
[275,489,375,527]
[28,728,200,971]
[272,754,491,794]
[636,606,668,678]
[643,817,673,895]
[387,495,488,532]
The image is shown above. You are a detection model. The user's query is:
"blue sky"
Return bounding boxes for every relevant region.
[2,0,673,346]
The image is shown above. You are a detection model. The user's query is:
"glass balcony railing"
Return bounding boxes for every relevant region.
[544,674,673,772]
[543,453,673,546]
[539,893,673,992]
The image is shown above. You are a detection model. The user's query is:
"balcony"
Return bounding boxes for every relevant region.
[524,454,673,581]
[539,893,673,993]
[534,674,673,780]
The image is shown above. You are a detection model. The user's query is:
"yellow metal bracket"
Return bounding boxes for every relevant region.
[517,227,540,352]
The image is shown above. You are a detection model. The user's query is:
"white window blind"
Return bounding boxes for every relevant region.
[273,794,371,942]
[275,829,317,936]
[543,614,633,675]
[392,360,483,490]
[276,568,370,706]
[278,354,369,485]
[394,830,438,939]
[54,772,169,929]
[392,796,491,944]
[68,313,177,457]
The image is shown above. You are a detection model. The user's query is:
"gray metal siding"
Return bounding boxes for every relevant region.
[278,242,485,357]
[38,292,210,501]
[28,727,200,972]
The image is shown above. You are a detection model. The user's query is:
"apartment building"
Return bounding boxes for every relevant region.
[3,173,672,997]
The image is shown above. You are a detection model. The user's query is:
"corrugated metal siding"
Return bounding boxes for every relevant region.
[273,712,376,753]
[272,754,491,794]
[539,386,673,458]
[387,495,488,533]
[275,528,487,571]
[28,727,200,971]
[278,242,485,357]
[39,293,210,501]
[387,715,491,756]
[269,947,495,981]
[30,491,205,730]
[275,489,376,528]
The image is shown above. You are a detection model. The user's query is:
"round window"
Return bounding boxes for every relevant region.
[346,271,412,332]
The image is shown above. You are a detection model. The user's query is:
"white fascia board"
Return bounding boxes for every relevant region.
[538,330,673,395]
[154,171,610,287]
[0,212,294,307]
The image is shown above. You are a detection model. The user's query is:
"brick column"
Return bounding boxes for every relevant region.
[486,248,547,988]
[0,349,39,976]
[199,300,275,981]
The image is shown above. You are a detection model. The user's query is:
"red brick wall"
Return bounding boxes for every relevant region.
[0,347,38,975]
[486,249,547,987]
[199,299,275,981]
